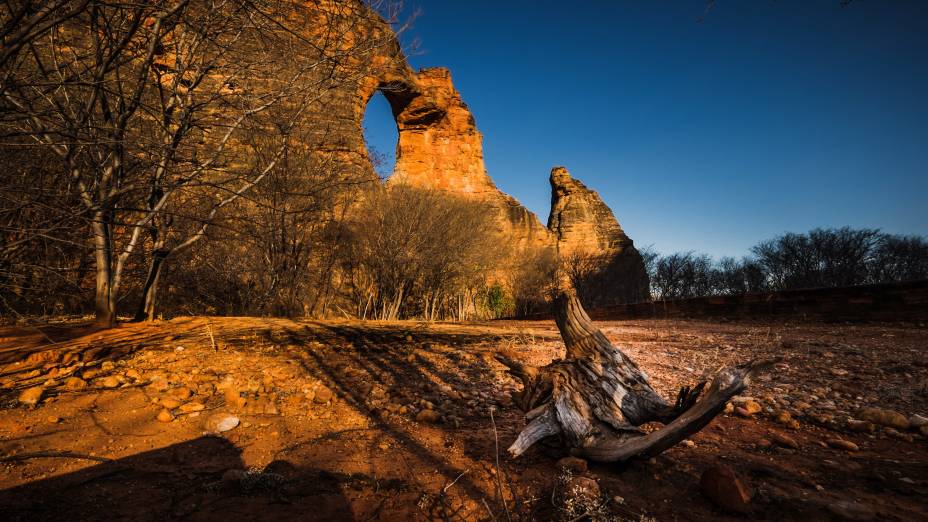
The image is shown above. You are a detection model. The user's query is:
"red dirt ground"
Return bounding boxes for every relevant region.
[1,317,926,520]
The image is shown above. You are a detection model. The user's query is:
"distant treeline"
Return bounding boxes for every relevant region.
[642,227,928,300]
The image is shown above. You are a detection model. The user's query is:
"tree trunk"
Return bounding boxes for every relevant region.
[496,290,777,463]
[91,216,116,327]
[132,249,167,322]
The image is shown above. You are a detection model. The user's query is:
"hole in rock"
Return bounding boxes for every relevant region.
[362,90,399,180]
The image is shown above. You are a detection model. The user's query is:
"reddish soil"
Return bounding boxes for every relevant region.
[1,317,926,520]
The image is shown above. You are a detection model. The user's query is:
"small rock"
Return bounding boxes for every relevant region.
[157,409,175,422]
[160,397,182,409]
[101,376,120,388]
[416,409,440,423]
[700,464,752,513]
[723,402,734,414]
[101,361,115,371]
[741,400,762,415]
[883,427,914,443]
[125,369,141,380]
[180,402,205,413]
[206,413,240,432]
[908,414,928,429]
[857,407,909,431]
[755,438,772,449]
[46,415,61,424]
[682,439,696,448]
[735,407,752,418]
[770,431,799,449]
[556,456,588,473]
[846,419,876,433]
[826,500,877,521]
[18,386,44,406]
[826,439,859,452]
[170,387,193,400]
[64,376,88,390]
[564,476,601,503]
[793,401,812,411]
[313,386,333,404]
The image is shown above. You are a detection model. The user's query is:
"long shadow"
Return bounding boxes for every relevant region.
[0,436,362,521]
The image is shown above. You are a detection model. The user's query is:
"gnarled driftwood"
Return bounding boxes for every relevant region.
[496,291,777,462]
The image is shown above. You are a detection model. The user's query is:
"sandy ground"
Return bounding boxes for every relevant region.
[0,316,926,521]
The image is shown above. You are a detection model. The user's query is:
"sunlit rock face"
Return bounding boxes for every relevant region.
[547,167,651,303]
[548,166,636,258]
[387,67,553,252]
[310,1,647,301]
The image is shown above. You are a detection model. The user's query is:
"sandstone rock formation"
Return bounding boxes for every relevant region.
[548,166,636,258]
[387,67,553,252]
[547,166,650,304]
[308,1,648,305]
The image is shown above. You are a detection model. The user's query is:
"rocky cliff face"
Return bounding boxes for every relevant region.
[386,68,553,252]
[548,166,635,258]
[306,1,647,302]
[548,167,650,303]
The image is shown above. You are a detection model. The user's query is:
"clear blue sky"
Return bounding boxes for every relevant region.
[363,1,928,258]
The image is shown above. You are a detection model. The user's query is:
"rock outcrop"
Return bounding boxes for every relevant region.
[305,1,648,304]
[548,166,636,258]
[548,167,650,304]
[389,68,552,252]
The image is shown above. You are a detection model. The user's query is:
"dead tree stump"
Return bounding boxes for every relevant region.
[496,291,777,462]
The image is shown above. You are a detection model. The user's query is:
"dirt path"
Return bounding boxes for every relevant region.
[1,317,926,520]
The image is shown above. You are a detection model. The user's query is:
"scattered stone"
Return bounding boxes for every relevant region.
[64,377,88,391]
[908,414,928,429]
[846,419,876,434]
[755,438,772,449]
[157,409,175,423]
[793,401,812,411]
[682,439,696,448]
[222,469,248,485]
[416,409,440,423]
[313,386,333,404]
[125,369,141,380]
[206,413,240,432]
[101,361,115,371]
[857,408,909,431]
[564,476,601,504]
[101,376,120,388]
[556,456,588,474]
[170,387,193,400]
[148,378,170,392]
[723,402,734,414]
[826,439,859,452]
[180,402,205,413]
[826,500,877,521]
[46,415,61,424]
[741,400,762,415]
[160,398,182,409]
[700,464,752,513]
[18,386,44,406]
[883,427,914,443]
[770,431,799,449]
[735,407,753,418]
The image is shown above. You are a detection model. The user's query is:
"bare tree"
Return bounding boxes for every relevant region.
[1,0,409,324]
[341,185,504,321]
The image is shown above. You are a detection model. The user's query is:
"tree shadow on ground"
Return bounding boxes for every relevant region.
[0,436,369,521]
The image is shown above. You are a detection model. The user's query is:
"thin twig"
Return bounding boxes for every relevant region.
[207,322,217,351]
[490,408,512,522]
